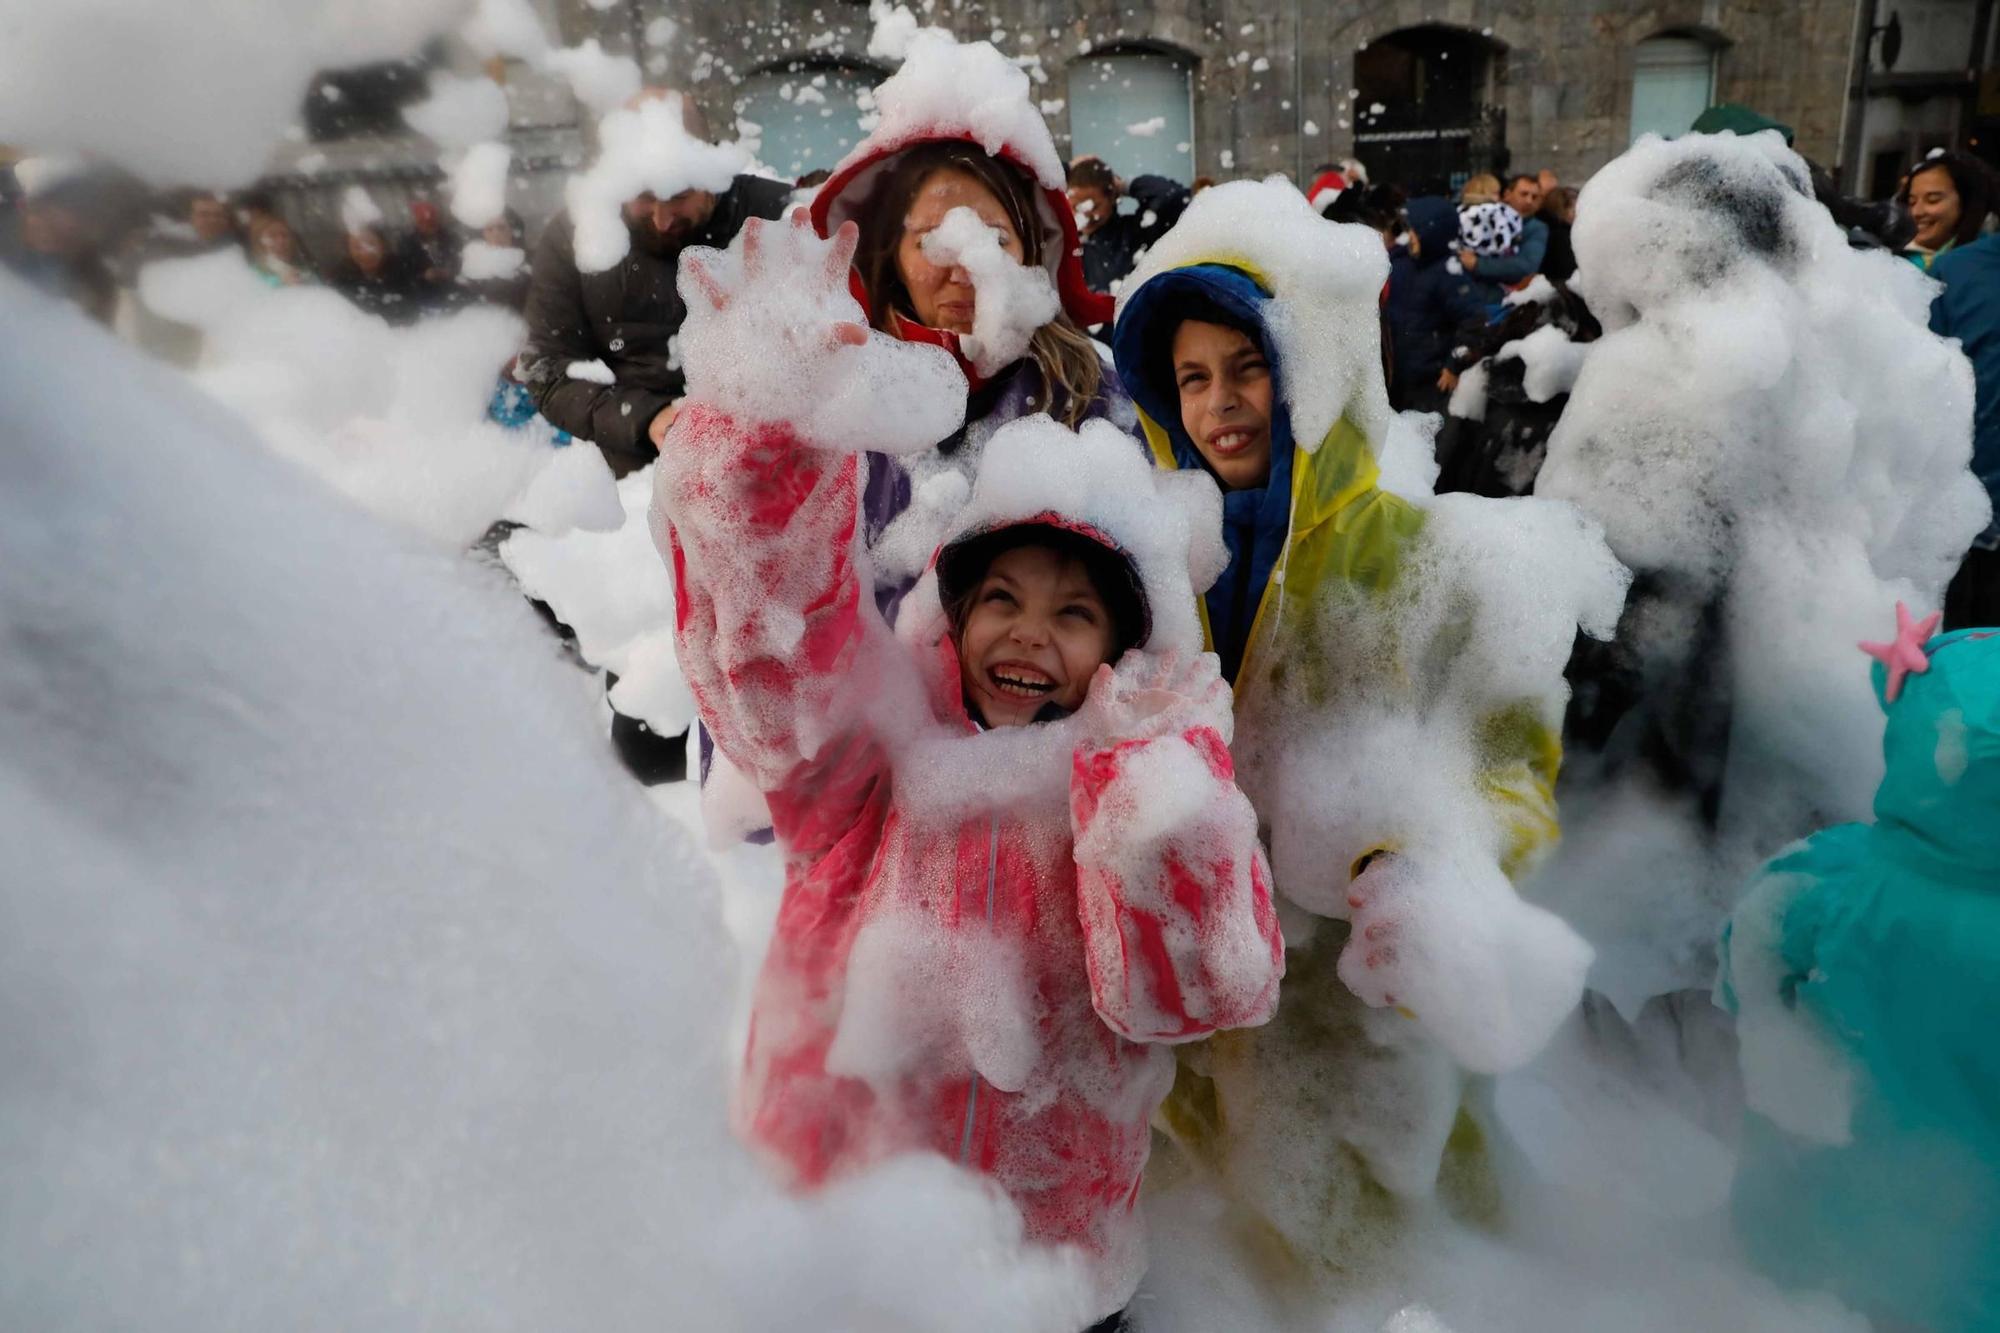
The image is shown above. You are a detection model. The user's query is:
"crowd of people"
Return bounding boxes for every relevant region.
[7,61,2000,1331]
[0,167,535,342]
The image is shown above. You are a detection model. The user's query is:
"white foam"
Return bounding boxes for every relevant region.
[449,141,513,229]
[919,205,1060,377]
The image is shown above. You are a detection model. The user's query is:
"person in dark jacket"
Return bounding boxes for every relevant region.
[1066,155,1190,295]
[1384,196,1491,413]
[1930,231,2000,628]
[518,172,790,476]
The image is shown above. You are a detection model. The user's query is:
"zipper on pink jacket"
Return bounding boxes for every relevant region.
[956,814,1001,1166]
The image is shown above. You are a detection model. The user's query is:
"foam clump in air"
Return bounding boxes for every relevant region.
[540,38,642,114]
[865,0,925,63]
[402,71,511,149]
[459,238,526,282]
[567,93,750,274]
[920,205,1060,376]
[1120,176,1395,451]
[464,0,552,61]
[675,213,969,456]
[340,184,384,233]
[449,141,513,229]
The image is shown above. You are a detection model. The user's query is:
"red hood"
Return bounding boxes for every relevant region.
[809,131,1115,360]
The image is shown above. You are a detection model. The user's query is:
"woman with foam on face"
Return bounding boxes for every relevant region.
[654,206,1284,1328]
[804,36,1136,614]
[692,34,1142,842]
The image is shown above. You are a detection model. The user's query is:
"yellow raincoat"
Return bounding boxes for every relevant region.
[1112,255,1562,1275]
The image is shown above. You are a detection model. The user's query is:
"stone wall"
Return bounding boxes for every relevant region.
[567,0,1864,186]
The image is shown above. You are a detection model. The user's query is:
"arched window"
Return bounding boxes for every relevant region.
[1066,49,1196,183]
[1630,36,1717,145]
[734,63,882,181]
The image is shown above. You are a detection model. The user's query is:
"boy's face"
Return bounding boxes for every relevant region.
[1172,319,1275,490]
[957,545,1117,727]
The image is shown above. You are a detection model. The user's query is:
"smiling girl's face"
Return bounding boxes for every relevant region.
[956,544,1116,727]
[1171,319,1275,490]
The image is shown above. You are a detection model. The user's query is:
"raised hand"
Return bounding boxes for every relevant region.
[1336,847,1593,1075]
[674,209,966,456]
[1079,648,1233,747]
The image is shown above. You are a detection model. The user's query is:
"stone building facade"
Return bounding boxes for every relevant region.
[267,0,1866,250]
[607,0,1859,190]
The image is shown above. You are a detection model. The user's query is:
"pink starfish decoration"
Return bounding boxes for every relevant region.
[1859,602,1942,703]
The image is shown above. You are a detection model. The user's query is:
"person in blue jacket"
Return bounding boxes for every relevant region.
[1719,612,2000,1332]
[1458,173,1548,295]
[1385,196,1495,413]
[1929,236,2000,628]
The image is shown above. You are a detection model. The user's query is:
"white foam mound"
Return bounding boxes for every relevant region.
[1120,177,1396,452]
[0,275,1097,1333]
[1257,493,1628,1073]
[897,414,1228,660]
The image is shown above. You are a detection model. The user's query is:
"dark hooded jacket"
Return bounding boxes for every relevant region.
[519,174,791,474]
[1384,197,1493,409]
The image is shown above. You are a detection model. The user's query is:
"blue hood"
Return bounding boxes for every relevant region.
[1110,263,1298,680]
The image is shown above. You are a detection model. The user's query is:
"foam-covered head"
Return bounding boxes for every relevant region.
[1570,130,1814,329]
[809,29,1107,329]
[899,415,1226,660]
[1873,628,2000,867]
[1117,177,1392,453]
[939,527,1141,727]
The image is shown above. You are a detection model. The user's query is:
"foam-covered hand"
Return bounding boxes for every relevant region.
[1337,847,1592,1074]
[676,210,968,455]
[1078,649,1233,748]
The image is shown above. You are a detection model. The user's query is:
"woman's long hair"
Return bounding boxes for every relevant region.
[851,141,1103,426]
[1903,151,1999,251]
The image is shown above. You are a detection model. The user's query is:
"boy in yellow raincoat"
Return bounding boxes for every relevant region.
[1108,179,1626,1279]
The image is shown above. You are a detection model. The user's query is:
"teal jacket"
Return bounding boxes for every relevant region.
[1719,627,2000,1332]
